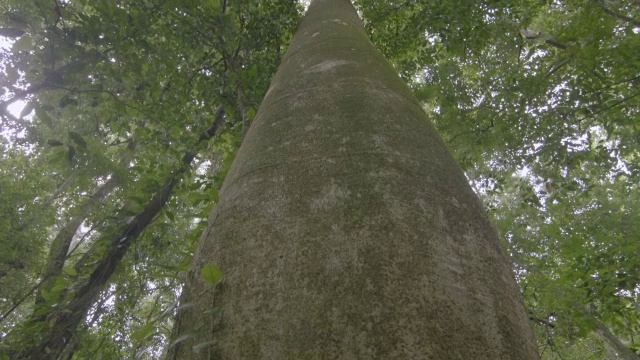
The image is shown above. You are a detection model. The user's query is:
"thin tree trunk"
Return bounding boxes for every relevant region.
[599,2,640,28]
[36,177,117,304]
[42,172,78,209]
[33,140,136,308]
[594,318,639,360]
[14,108,225,360]
[169,0,539,358]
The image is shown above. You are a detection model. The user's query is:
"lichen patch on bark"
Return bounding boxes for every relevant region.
[305,59,350,73]
[310,181,351,212]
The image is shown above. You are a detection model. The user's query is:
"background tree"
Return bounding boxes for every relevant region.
[0,0,638,358]
[1,0,301,358]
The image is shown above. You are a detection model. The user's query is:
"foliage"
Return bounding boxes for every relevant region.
[0,0,638,358]
[0,0,301,358]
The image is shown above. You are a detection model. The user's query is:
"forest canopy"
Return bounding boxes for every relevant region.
[0,0,639,358]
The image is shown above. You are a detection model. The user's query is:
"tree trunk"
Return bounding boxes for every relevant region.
[169,0,539,358]
[37,177,117,305]
[594,318,640,360]
[13,109,225,360]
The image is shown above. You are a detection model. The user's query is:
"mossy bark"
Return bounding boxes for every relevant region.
[169,0,539,358]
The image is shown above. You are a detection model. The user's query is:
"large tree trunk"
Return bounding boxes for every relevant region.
[169,0,539,358]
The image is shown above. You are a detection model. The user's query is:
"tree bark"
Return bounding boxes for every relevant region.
[169,0,539,359]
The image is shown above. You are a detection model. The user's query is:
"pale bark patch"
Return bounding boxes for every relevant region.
[306,59,349,73]
[310,181,351,212]
[372,134,391,152]
[326,19,348,26]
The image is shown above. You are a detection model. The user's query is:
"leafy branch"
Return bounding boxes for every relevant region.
[14,107,225,359]
[599,1,640,28]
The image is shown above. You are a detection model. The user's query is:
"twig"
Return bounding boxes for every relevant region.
[0,276,51,324]
[599,2,640,28]
[576,92,640,123]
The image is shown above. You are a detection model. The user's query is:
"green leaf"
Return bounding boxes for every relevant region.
[50,282,68,294]
[59,96,79,108]
[67,146,76,163]
[63,267,78,277]
[201,264,223,285]
[205,0,220,12]
[12,35,32,52]
[40,290,51,302]
[247,107,256,122]
[47,140,64,147]
[131,323,154,341]
[36,107,54,128]
[6,12,28,27]
[69,131,87,148]
[52,277,70,289]
[0,27,25,38]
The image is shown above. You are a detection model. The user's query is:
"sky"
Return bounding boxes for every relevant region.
[1,37,28,119]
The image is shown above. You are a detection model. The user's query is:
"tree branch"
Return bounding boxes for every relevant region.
[599,2,640,28]
[577,92,640,123]
[520,29,567,50]
[594,318,640,360]
[36,177,118,305]
[16,107,226,360]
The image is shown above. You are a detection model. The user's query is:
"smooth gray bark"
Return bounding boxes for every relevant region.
[170,0,539,358]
